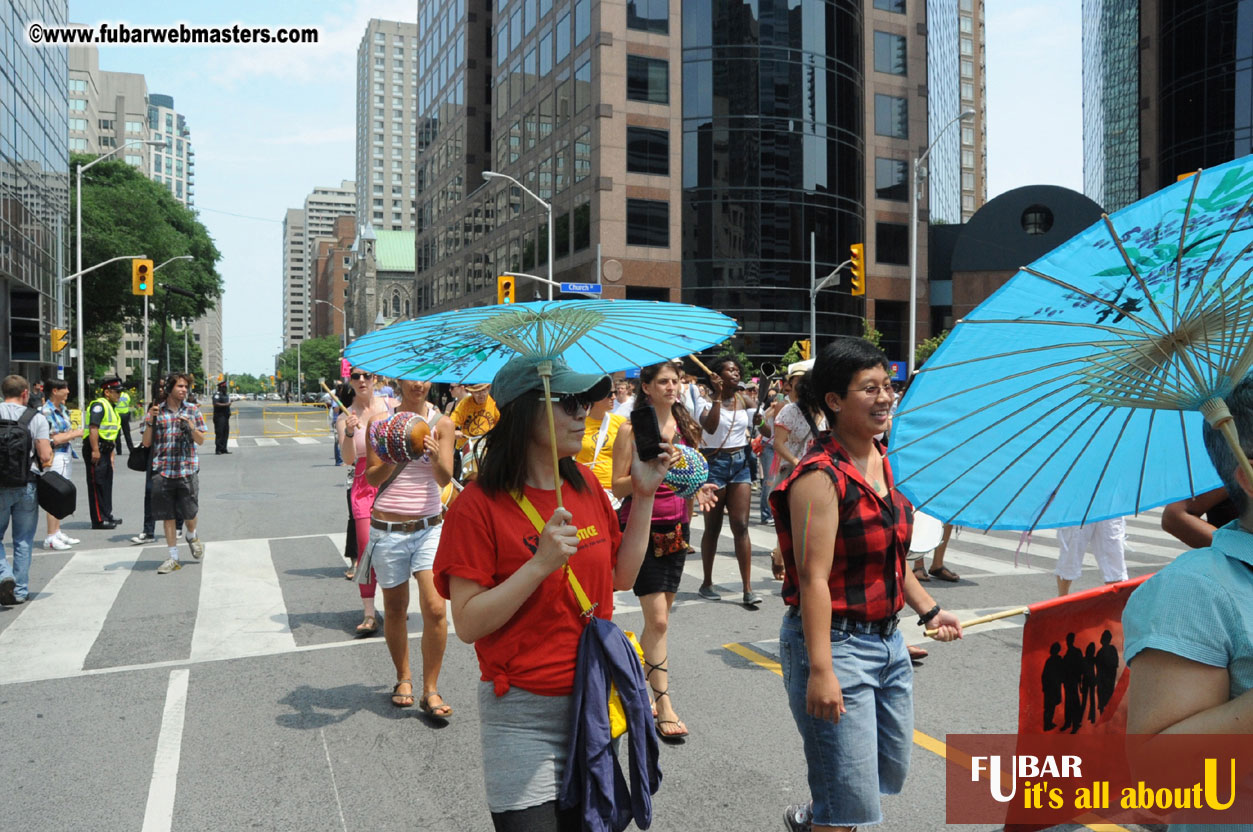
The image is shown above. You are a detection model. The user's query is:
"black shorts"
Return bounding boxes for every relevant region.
[632,522,688,597]
[152,473,199,521]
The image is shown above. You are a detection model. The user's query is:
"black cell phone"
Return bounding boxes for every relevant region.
[630,404,664,460]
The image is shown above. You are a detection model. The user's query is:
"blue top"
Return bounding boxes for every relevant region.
[1123,521,1253,832]
[39,402,72,455]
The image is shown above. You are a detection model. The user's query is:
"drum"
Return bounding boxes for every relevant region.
[663,445,709,498]
[910,509,945,554]
[369,411,432,464]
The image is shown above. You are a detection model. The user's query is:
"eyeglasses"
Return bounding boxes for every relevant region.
[558,392,597,417]
[848,384,893,398]
[350,372,373,381]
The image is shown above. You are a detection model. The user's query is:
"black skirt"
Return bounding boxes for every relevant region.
[632,522,688,597]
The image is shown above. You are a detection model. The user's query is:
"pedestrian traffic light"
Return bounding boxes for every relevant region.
[50,328,69,353]
[131,259,154,295]
[799,340,811,360]
[497,274,516,304]
[849,244,865,296]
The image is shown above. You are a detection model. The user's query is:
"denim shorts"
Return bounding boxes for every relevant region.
[778,606,914,828]
[364,523,443,589]
[704,447,752,488]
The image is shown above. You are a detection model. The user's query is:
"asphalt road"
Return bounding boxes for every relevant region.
[0,402,1176,831]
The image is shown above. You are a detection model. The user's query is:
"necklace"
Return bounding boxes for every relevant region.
[834,434,888,495]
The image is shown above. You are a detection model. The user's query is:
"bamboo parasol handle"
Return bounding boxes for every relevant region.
[925,605,1028,638]
[1200,398,1253,488]
[688,354,714,377]
[319,381,350,415]
[537,360,563,510]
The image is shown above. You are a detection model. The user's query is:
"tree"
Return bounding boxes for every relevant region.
[276,336,344,394]
[73,153,222,358]
[915,330,949,367]
[861,318,883,349]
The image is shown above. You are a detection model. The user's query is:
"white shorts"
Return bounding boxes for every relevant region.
[49,452,72,479]
[1054,517,1128,583]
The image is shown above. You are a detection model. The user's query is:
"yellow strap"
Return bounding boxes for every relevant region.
[510,488,595,616]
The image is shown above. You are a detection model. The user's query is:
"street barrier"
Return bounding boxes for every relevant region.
[262,403,333,436]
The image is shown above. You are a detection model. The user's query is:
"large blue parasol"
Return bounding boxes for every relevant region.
[889,154,1253,531]
[343,299,737,383]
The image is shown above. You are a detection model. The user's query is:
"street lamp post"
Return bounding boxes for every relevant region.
[313,299,348,351]
[146,255,194,406]
[908,108,976,378]
[74,138,164,408]
[483,171,553,300]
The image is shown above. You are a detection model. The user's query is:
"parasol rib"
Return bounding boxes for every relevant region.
[1135,409,1156,515]
[1100,214,1173,334]
[1079,407,1136,526]
[1021,266,1165,336]
[1170,170,1204,332]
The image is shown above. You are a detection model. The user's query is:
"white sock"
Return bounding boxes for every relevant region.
[185,531,197,541]
[168,546,180,562]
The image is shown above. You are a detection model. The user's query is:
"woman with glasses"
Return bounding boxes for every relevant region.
[611,361,710,742]
[337,368,391,636]
[771,338,962,832]
[434,354,669,831]
[362,380,455,716]
[695,355,759,606]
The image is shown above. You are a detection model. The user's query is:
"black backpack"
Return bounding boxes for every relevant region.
[0,408,36,487]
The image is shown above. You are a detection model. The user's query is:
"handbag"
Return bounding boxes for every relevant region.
[510,489,645,739]
[36,469,76,519]
[127,445,150,472]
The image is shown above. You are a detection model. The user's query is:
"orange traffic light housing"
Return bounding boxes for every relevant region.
[50,328,69,353]
[132,259,154,295]
[497,274,516,304]
[849,244,865,296]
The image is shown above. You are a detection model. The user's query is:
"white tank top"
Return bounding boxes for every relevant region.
[372,403,442,518]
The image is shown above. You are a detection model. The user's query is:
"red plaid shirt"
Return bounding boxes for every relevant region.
[769,432,914,621]
[149,401,206,478]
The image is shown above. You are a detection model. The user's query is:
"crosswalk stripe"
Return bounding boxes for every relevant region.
[190,539,295,661]
[227,438,239,449]
[0,546,140,684]
[253,437,279,447]
[292,436,319,445]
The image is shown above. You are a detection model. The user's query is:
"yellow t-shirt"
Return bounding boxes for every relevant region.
[576,412,625,490]
[452,395,500,448]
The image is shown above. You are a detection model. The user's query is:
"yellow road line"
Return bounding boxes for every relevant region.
[722,641,1131,832]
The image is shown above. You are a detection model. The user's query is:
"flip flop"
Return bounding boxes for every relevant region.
[928,566,960,582]
[355,616,379,637]
[908,644,929,661]
[656,718,689,742]
[912,563,931,582]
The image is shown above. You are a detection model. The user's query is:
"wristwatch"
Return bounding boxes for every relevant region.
[918,604,941,627]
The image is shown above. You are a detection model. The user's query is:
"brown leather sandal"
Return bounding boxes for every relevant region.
[391,679,414,707]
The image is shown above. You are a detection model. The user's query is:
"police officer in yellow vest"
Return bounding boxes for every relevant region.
[84,377,123,529]
[115,388,136,454]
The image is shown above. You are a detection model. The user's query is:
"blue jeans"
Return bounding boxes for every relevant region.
[0,482,39,600]
[779,607,914,828]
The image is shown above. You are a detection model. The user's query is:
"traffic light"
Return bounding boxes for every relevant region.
[131,259,154,295]
[276,370,282,380]
[497,274,516,304]
[798,339,811,360]
[50,328,69,353]
[849,243,865,296]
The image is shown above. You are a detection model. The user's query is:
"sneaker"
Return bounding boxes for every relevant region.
[743,590,762,606]
[782,802,812,832]
[56,531,80,545]
[0,576,15,605]
[177,530,184,540]
[697,584,720,600]
[156,557,182,574]
[188,537,204,560]
[44,535,71,551]
[130,533,157,545]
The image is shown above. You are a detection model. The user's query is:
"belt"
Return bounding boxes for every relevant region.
[786,606,899,636]
[703,446,747,458]
[371,514,442,533]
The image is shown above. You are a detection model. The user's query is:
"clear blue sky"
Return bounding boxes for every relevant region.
[68,0,1082,375]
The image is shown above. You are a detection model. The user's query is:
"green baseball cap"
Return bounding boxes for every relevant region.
[490,354,611,408]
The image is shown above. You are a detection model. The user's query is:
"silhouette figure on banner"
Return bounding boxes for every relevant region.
[1042,630,1120,733]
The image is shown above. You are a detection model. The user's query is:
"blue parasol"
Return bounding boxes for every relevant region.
[889,154,1253,531]
[343,299,737,383]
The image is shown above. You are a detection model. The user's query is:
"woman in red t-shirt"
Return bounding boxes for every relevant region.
[433,354,671,831]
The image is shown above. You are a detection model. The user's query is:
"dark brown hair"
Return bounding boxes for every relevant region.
[639,362,702,447]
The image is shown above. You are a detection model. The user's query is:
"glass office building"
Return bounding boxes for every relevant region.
[1081,0,1140,211]
[1,0,70,376]
[682,0,865,359]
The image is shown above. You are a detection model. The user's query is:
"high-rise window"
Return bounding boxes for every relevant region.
[627,199,669,246]
[627,0,668,33]
[873,32,906,75]
[874,158,907,201]
[627,126,669,174]
[875,222,908,265]
[874,94,908,138]
[627,55,669,104]
[874,0,905,11]
[574,0,590,44]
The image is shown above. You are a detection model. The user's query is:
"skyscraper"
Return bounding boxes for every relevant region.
[355,20,421,232]
[281,208,306,348]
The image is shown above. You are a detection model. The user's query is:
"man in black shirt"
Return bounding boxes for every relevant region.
[211,381,231,454]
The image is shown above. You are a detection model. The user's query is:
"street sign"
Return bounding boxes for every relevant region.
[560,282,602,294]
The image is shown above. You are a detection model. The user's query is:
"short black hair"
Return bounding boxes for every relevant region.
[45,378,68,392]
[796,338,890,426]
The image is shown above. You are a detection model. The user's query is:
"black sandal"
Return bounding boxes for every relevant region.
[646,657,689,741]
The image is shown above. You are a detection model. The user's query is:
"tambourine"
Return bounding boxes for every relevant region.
[910,509,945,554]
[663,445,709,498]
[368,411,432,464]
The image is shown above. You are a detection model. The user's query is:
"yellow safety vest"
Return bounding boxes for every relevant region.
[90,397,121,442]
[115,391,132,416]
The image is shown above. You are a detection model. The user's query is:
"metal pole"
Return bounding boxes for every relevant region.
[908,158,919,378]
[809,230,816,348]
[183,324,188,373]
[546,203,554,301]
[297,340,301,396]
[55,214,64,380]
[75,163,84,408]
[143,296,149,401]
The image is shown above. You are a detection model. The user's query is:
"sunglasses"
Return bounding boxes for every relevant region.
[350,372,373,381]
[557,392,598,417]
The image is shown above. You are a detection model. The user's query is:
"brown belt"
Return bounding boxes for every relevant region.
[370,515,442,533]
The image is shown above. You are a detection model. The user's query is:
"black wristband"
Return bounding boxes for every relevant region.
[918,604,941,627]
